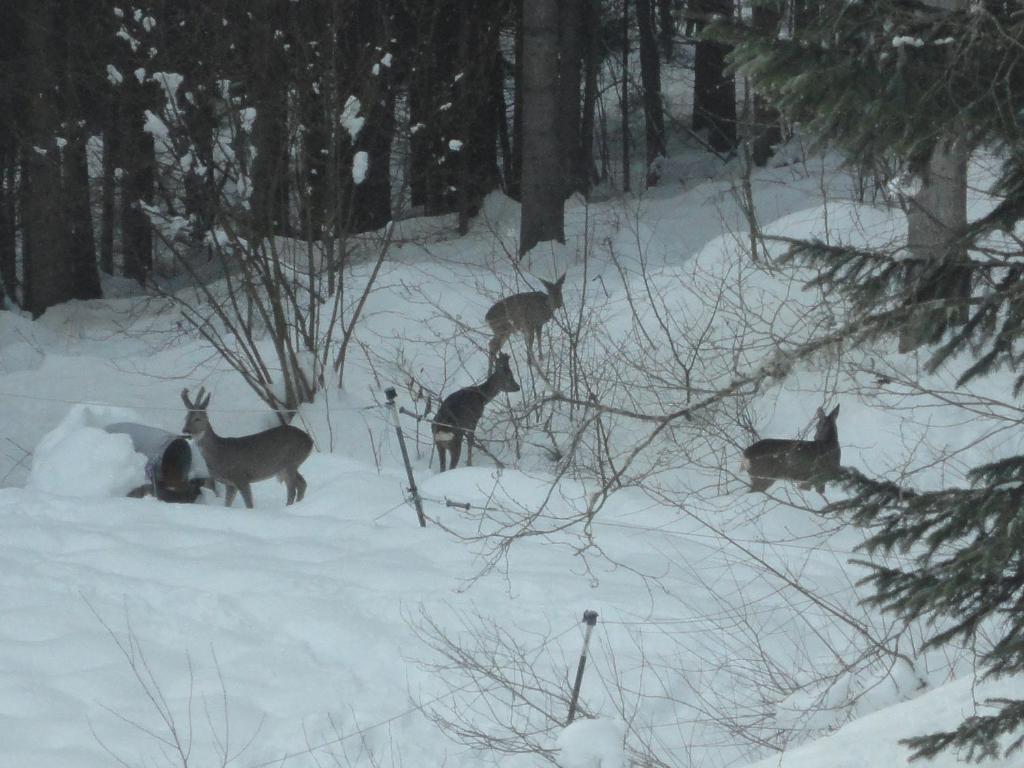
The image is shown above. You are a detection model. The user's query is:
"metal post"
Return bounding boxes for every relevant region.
[566,610,599,725]
[385,387,426,527]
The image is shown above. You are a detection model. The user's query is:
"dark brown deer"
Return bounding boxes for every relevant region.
[485,273,565,368]
[741,405,841,493]
[181,387,313,508]
[432,353,521,471]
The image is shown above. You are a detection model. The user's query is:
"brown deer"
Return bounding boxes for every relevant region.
[485,273,565,368]
[181,387,313,508]
[432,353,521,471]
[741,405,841,493]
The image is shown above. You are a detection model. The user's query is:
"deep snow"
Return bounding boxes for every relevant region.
[2,151,1022,768]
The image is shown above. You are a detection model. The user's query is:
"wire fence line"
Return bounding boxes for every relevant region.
[0,388,389,414]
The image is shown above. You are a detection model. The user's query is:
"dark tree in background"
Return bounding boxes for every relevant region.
[0,0,762,312]
[691,0,737,153]
[519,0,565,254]
[749,0,782,167]
[636,0,667,182]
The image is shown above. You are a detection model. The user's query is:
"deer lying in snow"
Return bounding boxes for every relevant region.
[181,387,313,508]
[741,405,841,494]
[432,353,520,471]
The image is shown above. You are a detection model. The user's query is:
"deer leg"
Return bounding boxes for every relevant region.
[466,435,474,467]
[285,474,297,505]
[224,484,237,507]
[294,471,307,502]
[238,483,255,509]
[448,438,462,470]
[437,444,448,472]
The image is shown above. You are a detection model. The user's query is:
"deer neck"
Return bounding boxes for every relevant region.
[192,424,221,455]
[478,375,505,403]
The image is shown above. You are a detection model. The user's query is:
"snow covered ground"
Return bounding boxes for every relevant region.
[2,152,1021,768]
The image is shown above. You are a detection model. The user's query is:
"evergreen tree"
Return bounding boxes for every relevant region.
[722,0,1024,759]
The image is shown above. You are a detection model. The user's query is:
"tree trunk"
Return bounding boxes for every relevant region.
[65,131,102,300]
[621,0,631,192]
[580,0,601,191]
[636,0,666,184]
[250,1,291,240]
[120,76,155,284]
[100,99,118,275]
[691,0,737,153]
[508,0,524,200]
[657,0,676,58]
[750,0,782,167]
[558,0,586,198]
[22,0,75,317]
[519,0,564,255]
[0,158,16,306]
[898,0,969,353]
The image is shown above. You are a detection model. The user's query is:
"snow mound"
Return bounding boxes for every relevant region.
[27,405,149,498]
[556,718,627,768]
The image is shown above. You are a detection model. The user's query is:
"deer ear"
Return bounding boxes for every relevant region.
[829,404,840,420]
[181,389,193,408]
[555,273,566,286]
[195,386,210,409]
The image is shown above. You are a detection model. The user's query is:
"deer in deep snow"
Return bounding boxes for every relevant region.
[432,353,521,471]
[485,274,565,369]
[741,405,841,493]
[181,387,313,508]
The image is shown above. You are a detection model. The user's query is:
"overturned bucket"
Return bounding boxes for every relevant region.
[105,422,209,503]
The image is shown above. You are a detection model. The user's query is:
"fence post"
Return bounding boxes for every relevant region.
[385,387,426,527]
[566,609,599,725]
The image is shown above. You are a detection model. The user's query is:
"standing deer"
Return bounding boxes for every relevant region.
[432,353,521,471]
[741,405,841,493]
[181,387,313,508]
[486,273,565,368]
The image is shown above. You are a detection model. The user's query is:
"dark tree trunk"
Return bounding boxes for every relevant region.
[558,0,586,197]
[120,75,155,284]
[100,99,118,275]
[580,0,601,191]
[65,133,101,299]
[250,1,291,240]
[508,0,524,200]
[60,0,101,300]
[22,0,75,317]
[497,56,514,193]
[750,1,782,166]
[691,0,737,153]
[519,0,564,255]
[454,0,503,232]
[657,0,676,58]
[621,0,631,192]
[0,159,16,306]
[351,55,395,233]
[636,0,666,183]
[300,87,329,239]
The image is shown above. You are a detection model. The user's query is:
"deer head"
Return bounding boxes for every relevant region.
[181,387,212,438]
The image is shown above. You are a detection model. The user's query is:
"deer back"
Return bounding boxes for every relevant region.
[485,274,565,334]
[742,406,841,482]
[200,425,313,484]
